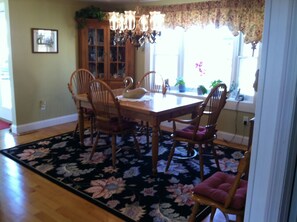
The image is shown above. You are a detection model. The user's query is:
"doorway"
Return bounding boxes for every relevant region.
[0,0,12,122]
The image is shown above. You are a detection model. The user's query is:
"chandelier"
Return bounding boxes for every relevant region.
[108,10,165,48]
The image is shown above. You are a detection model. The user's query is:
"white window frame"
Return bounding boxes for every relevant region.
[146,26,261,113]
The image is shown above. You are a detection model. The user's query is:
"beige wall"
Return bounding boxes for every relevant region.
[8,0,254,138]
[9,0,83,125]
[218,110,254,138]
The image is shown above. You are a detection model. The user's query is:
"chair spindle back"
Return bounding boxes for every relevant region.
[88,79,121,124]
[136,71,165,93]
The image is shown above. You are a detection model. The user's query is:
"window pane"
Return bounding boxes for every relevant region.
[153,28,182,86]
[241,42,259,57]
[237,39,260,98]
[155,54,178,83]
[150,25,260,100]
[183,26,234,89]
[238,57,258,97]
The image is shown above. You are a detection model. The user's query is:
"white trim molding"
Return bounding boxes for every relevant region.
[245,0,297,221]
[11,114,249,146]
[10,114,77,135]
[216,131,249,146]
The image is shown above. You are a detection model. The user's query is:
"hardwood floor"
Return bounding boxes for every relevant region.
[0,122,124,222]
[0,122,238,222]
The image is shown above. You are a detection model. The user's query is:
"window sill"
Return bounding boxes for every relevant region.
[165,90,255,113]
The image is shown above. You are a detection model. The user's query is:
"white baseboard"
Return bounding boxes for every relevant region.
[10,114,78,135]
[10,115,248,146]
[216,131,249,146]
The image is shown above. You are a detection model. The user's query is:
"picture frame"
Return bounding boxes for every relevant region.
[31,28,58,53]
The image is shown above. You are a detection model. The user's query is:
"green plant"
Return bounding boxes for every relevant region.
[175,78,185,86]
[75,5,105,29]
[210,79,222,88]
[197,85,207,95]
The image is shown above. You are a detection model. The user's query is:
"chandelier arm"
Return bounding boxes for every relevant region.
[108,10,165,48]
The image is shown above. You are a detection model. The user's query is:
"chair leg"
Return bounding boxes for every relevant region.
[221,212,230,222]
[111,135,116,168]
[89,132,100,160]
[198,145,204,180]
[73,122,78,138]
[158,126,163,141]
[236,214,243,222]
[90,117,94,145]
[132,131,141,157]
[210,207,217,221]
[187,143,195,157]
[146,121,150,148]
[188,202,200,222]
[211,142,221,171]
[165,141,177,171]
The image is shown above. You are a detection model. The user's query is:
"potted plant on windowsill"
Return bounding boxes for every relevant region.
[195,60,208,95]
[197,85,207,95]
[210,79,223,96]
[175,78,186,92]
[210,79,222,89]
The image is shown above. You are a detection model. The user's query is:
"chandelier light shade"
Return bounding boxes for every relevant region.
[108,10,165,48]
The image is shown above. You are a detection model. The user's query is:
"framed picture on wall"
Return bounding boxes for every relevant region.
[31,28,58,53]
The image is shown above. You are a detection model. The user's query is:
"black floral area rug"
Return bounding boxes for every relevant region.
[0,129,244,222]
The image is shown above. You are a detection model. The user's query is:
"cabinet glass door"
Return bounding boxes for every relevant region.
[109,33,126,80]
[88,28,105,78]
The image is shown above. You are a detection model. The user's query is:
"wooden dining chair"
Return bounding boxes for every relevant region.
[88,79,140,168]
[165,83,228,180]
[67,68,95,143]
[136,71,166,94]
[188,150,251,222]
[136,71,166,147]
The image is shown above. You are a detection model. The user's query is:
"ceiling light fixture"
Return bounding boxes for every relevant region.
[108,8,165,49]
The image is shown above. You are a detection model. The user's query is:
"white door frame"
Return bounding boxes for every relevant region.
[0,0,12,122]
[245,0,297,221]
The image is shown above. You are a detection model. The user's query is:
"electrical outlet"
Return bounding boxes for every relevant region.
[243,116,249,126]
[40,100,46,111]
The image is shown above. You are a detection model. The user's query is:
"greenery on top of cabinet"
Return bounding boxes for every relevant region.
[75,5,105,29]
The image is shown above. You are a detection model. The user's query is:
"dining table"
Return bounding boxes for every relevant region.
[75,91,203,175]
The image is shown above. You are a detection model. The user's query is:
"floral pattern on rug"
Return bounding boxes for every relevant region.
[0,129,244,222]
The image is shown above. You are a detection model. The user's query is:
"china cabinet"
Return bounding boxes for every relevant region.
[78,20,135,89]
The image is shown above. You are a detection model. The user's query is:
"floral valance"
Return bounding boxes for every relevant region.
[139,0,265,45]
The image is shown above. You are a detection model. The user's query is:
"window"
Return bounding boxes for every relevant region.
[150,25,261,101]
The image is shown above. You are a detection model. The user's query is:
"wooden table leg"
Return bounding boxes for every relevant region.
[151,124,159,176]
[77,103,85,146]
